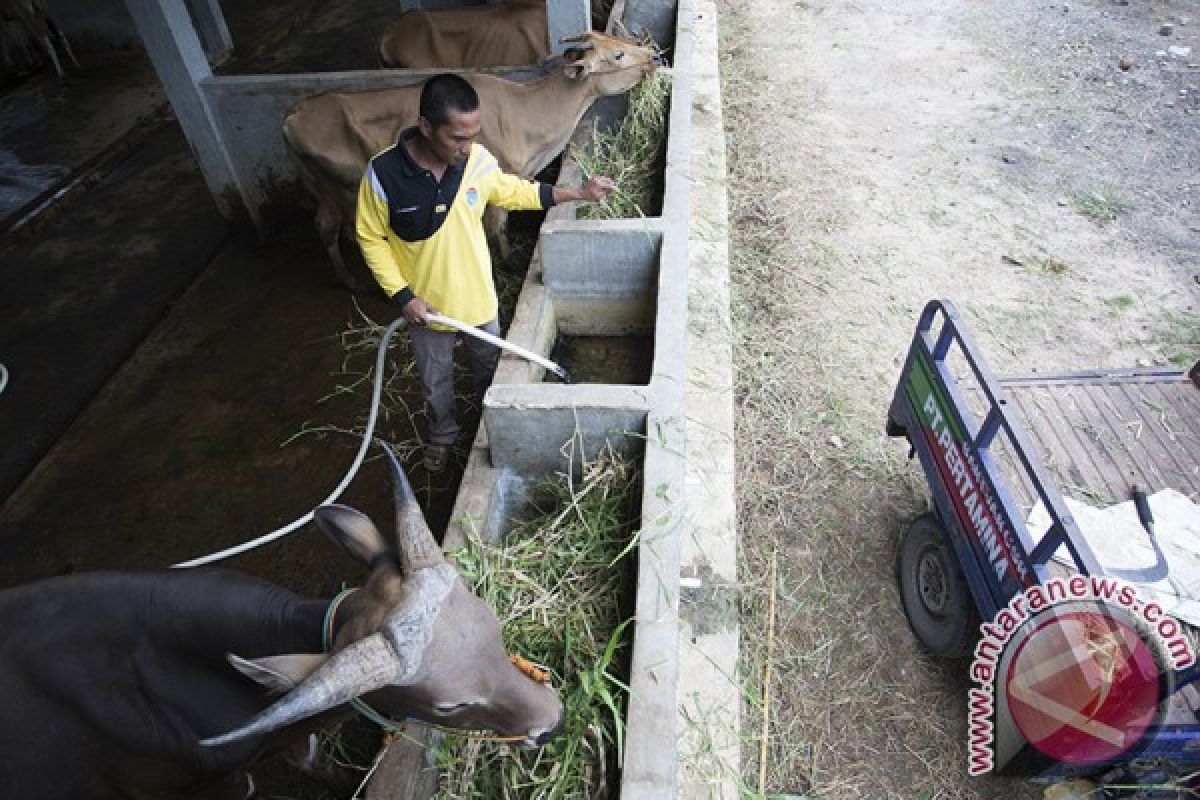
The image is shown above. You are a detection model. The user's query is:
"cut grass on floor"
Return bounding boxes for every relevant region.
[573,70,671,220]
[435,447,641,799]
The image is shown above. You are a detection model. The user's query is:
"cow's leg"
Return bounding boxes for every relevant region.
[284,733,361,795]
[38,34,64,80]
[43,15,79,69]
[483,206,511,264]
[315,200,358,291]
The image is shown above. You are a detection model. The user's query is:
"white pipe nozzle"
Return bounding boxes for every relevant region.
[425,313,571,383]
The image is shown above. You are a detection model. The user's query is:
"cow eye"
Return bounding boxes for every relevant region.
[615,50,625,59]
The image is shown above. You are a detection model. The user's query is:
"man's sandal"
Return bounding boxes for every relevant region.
[423,444,450,473]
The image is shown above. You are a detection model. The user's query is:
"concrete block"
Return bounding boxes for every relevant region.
[622,411,686,797]
[482,384,650,476]
[678,0,741,795]
[553,293,656,336]
[540,219,663,296]
[197,65,546,223]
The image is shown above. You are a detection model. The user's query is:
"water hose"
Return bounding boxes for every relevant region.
[172,313,569,568]
[172,317,407,568]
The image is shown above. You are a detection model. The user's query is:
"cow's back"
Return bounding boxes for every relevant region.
[379,5,548,68]
[284,90,416,187]
[0,570,324,799]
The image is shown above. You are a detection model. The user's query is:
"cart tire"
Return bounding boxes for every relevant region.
[897,513,979,658]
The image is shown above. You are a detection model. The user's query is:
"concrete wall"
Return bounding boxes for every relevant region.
[49,0,229,55]
[196,65,545,225]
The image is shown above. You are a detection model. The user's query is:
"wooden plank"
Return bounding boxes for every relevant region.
[1002,390,1054,510]
[1151,381,1200,447]
[1148,383,1200,495]
[1112,383,1199,495]
[1006,388,1078,506]
[1028,384,1127,504]
[1066,383,1158,498]
[1091,383,1174,493]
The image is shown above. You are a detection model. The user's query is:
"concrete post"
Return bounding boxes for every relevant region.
[123,0,260,227]
[622,0,675,48]
[547,0,590,53]
[186,0,232,64]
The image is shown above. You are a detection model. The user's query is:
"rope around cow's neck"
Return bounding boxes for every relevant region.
[321,589,548,743]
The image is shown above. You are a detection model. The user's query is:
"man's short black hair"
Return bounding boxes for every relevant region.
[419,74,480,128]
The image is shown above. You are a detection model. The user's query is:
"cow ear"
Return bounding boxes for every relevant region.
[315,504,389,564]
[228,653,327,693]
[563,60,589,80]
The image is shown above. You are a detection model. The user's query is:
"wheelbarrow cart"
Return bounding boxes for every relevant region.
[886,298,1200,789]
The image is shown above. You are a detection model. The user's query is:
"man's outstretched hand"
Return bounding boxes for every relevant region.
[579,176,618,201]
[553,177,618,205]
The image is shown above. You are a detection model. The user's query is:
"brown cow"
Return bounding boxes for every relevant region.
[283,31,658,290]
[379,2,548,69]
[379,0,614,69]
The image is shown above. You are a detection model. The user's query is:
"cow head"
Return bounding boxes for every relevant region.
[560,31,658,95]
[201,443,563,749]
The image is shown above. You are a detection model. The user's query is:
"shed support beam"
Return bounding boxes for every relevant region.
[123,0,261,227]
[548,0,591,53]
[186,0,232,64]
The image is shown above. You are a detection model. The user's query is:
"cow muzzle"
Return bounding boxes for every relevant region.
[531,713,565,747]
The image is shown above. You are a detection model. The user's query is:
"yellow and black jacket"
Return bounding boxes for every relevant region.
[355,128,554,329]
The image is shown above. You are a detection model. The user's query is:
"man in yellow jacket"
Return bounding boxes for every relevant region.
[356,74,615,472]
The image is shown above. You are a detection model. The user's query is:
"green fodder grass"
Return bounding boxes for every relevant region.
[435,450,641,799]
[573,71,671,220]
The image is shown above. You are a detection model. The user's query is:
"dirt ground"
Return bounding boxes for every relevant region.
[720,0,1197,797]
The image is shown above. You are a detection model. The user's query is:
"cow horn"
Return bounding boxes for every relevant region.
[201,632,399,747]
[380,441,444,571]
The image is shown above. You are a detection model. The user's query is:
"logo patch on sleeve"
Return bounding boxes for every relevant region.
[466,187,479,207]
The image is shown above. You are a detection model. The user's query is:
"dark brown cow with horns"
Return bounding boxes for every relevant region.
[0,443,561,799]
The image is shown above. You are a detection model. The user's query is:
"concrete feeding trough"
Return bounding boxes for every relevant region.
[362,0,737,795]
[432,0,739,796]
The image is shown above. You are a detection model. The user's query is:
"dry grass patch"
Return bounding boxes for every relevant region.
[718,1,1037,797]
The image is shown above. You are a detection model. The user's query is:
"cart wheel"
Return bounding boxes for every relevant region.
[897,513,979,658]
